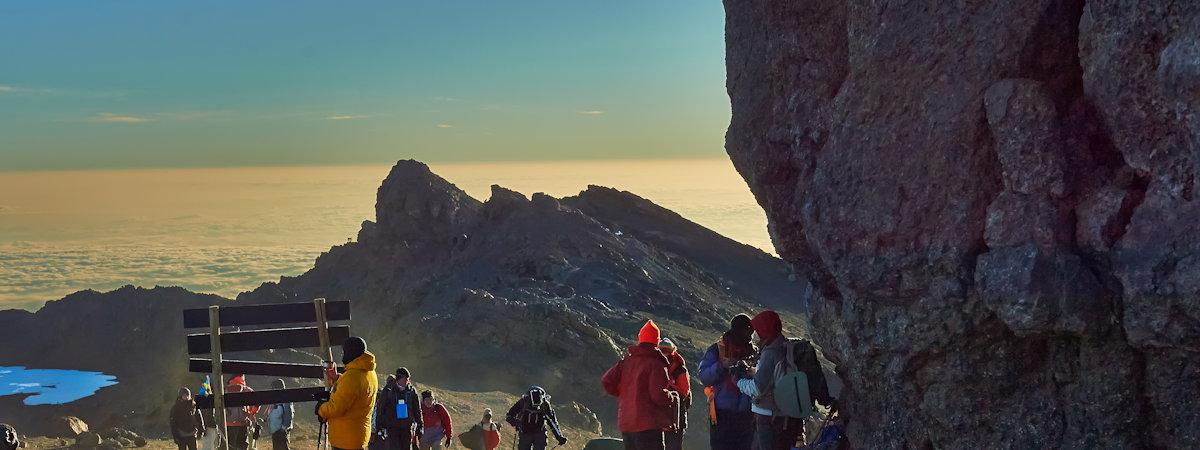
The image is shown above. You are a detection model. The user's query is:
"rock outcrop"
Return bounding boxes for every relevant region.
[725,0,1200,448]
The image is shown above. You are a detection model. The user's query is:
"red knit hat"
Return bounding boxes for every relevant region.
[638,320,661,345]
[751,310,783,344]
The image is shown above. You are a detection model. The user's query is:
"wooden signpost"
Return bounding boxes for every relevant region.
[182,298,351,450]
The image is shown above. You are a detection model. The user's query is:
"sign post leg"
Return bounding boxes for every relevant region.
[210,305,229,450]
[314,298,333,450]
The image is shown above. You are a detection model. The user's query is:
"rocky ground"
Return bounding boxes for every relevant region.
[724,0,1200,448]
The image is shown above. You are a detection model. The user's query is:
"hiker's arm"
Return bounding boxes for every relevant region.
[412,392,424,433]
[752,350,774,393]
[439,405,453,438]
[648,367,672,407]
[195,408,205,433]
[318,376,360,420]
[505,401,522,428]
[601,360,622,397]
[546,405,565,440]
[283,404,294,430]
[697,346,724,386]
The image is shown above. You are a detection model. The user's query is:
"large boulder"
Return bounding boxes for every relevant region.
[46,416,88,439]
[725,0,1200,448]
[75,431,101,447]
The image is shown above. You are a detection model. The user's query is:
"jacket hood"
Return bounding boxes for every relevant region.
[345,351,376,371]
[628,343,669,363]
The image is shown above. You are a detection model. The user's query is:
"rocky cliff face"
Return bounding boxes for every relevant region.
[724,1,1199,448]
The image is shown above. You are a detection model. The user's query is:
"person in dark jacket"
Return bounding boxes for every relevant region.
[505,386,567,450]
[1,424,18,450]
[697,314,758,450]
[745,310,833,450]
[169,387,205,450]
[376,367,424,450]
[601,320,674,450]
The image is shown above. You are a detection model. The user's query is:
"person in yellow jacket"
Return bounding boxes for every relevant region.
[317,336,379,450]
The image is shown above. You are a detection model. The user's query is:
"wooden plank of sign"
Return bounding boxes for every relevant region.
[188,359,346,378]
[186,325,351,355]
[182,301,351,328]
[195,387,327,409]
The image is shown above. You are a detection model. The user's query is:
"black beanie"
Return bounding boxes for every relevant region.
[731,314,753,331]
[396,367,411,378]
[342,336,367,365]
[273,379,286,389]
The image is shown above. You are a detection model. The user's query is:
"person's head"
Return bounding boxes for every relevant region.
[342,336,367,365]
[638,320,661,346]
[385,374,396,387]
[527,386,547,407]
[482,408,493,423]
[395,367,411,387]
[751,310,783,344]
[178,387,192,401]
[272,379,286,390]
[729,313,754,345]
[658,337,677,356]
[421,390,434,407]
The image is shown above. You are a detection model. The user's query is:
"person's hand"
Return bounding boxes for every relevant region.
[829,398,840,414]
[557,436,568,446]
[314,401,326,423]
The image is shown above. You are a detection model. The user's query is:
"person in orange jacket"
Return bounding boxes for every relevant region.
[225,375,259,450]
[317,336,380,450]
[658,338,690,450]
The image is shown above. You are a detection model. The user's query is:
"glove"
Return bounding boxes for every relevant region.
[556,436,568,446]
[314,400,327,423]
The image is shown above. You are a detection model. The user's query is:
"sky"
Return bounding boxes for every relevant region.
[0,1,731,171]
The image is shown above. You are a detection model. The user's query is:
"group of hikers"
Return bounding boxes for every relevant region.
[168,337,568,450]
[168,309,840,450]
[603,310,839,450]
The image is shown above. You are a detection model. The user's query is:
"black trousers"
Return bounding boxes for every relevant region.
[517,432,547,450]
[753,415,804,450]
[384,426,414,450]
[622,430,664,450]
[228,426,250,450]
[174,437,198,450]
[271,430,290,450]
[711,410,755,450]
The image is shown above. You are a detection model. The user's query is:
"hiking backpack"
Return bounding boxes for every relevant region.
[772,338,818,418]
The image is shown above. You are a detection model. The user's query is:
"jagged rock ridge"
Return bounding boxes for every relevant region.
[724,1,1199,448]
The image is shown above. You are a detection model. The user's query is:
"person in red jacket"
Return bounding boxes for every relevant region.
[418,391,453,450]
[601,320,675,450]
[658,338,690,450]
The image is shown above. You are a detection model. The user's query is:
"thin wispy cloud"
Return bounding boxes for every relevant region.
[436,123,453,128]
[0,85,12,93]
[578,110,606,115]
[327,114,370,121]
[432,96,462,102]
[91,112,153,124]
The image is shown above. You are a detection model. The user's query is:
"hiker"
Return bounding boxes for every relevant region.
[600,320,675,450]
[697,314,758,450]
[480,409,502,450]
[738,310,835,450]
[226,375,259,450]
[267,379,295,450]
[170,387,205,450]
[317,336,380,450]
[504,386,568,450]
[1,424,18,450]
[417,391,454,450]
[454,407,499,450]
[376,368,424,450]
[658,338,690,450]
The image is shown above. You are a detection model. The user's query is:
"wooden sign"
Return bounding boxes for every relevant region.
[182,299,349,450]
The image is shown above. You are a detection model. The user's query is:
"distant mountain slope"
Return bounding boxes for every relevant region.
[0,160,808,448]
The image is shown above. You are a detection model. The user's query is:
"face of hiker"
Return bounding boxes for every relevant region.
[397,377,410,388]
[529,389,544,406]
[422,397,434,408]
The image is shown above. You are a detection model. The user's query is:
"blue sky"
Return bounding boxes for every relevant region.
[0,1,730,171]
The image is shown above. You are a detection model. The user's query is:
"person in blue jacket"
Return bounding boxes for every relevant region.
[267,379,295,450]
[697,314,758,450]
